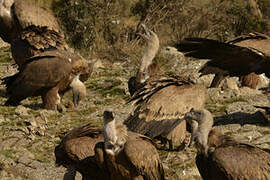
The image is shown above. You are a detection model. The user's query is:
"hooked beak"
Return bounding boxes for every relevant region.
[137,24,152,40]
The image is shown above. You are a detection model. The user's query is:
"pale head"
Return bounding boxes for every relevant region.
[184,108,213,125]
[138,24,159,50]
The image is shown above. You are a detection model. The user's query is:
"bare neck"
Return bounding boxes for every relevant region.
[136,39,159,83]
[194,113,213,154]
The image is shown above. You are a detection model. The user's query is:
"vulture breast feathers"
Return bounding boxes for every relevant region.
[175,33,270,78]
[3,49,88,110]
[0,0,67,68]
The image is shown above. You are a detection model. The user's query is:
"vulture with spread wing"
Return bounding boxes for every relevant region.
[175,33,270,88]
[0,0,67,69]
[184,108,270,180]
[125,24,207,150]
[2,49,88,110]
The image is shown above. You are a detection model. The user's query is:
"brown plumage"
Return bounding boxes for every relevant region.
[55,111,164,180]
[125,24,207,150]
[175,32,269,88]
[0,0,67,69]
[2,49,88,110]
[95,110,164,180]
[184,108,270,180]
[54,123,108,180]
[239,72,261,89]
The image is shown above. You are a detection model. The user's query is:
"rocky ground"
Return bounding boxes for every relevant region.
[0,40,270,180]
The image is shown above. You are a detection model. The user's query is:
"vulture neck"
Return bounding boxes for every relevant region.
[194,111,214,155]
[70,75,86,106]
[136,36,160,84]
[104,119,117,143]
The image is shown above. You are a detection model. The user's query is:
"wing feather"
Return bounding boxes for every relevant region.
[175,38,270,77]
[124,132,164,180]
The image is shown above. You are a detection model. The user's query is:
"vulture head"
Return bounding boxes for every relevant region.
[185,108,214,155]
[128,24,160,96]
[103,110,127,156]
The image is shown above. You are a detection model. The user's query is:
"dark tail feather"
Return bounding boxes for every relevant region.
[1,74,19,89]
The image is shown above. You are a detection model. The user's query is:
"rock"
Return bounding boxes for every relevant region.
[15,105,29,116]
[221,78,239,91]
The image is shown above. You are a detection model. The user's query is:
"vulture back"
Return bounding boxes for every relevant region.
[125,76,207,149]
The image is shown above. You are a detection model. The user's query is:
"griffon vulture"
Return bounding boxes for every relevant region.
[184,108,270,180]
[54,123,108,180]
[2,49,88,110]
[175,32,270,88]
[55,110,164,180]
[0,0,67,69]
[125,24,207,150]
[95,110,165,180]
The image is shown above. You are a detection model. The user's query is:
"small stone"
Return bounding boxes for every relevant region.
[15,105,29,116]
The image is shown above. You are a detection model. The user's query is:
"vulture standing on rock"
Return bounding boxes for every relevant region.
[0,0,68,69]
[54,123,107,180]
[184,108,270,180]
[175,32,270,88]
[125,24,207,150]
[2,50,88,110]
[95,110,165,180]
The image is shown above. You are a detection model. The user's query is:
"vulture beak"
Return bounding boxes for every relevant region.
[137,24,152,40]
[184,108,195,120]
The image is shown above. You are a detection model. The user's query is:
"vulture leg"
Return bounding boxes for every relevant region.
[5,95,25,106]
[63,167,76,180]
[210,74,227,88]
[168,139,173,150]
[42,87,63,111]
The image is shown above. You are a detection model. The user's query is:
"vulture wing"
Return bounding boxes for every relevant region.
[5,50,73,99]
[13,0,61,32]
[125,75,206,140]
[55,123,106,179]
[175,38,270,77]
[124,132,164,180]
[56,123,103,163]
[11,0,67,67]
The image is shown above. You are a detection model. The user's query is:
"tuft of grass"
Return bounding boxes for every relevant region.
[0,150,17,159]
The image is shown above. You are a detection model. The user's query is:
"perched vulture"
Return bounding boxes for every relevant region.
[184,108,270,180]
[2,49,88,110]
[54,123,108,180]
[95,110,165,180]
[125,24,207,150]
[175,32,270,88]
[0,0,68,69]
